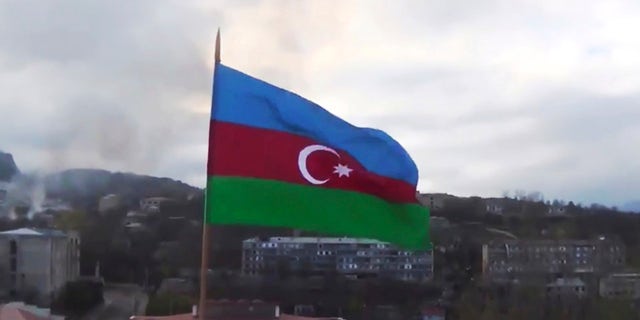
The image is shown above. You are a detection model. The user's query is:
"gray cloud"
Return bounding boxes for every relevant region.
[1,0,640,207]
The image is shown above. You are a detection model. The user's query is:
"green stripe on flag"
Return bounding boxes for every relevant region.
[206,176,431,250]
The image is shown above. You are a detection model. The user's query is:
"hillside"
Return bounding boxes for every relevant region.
[44,169,201,209]
[622,201,640,213]
[0,151,19,181]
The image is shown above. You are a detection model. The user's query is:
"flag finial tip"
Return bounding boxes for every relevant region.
[215,28,221,63]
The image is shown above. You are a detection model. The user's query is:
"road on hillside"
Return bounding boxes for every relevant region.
[81,283,148,320]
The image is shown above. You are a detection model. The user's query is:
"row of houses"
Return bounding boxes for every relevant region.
[98,194,178,214]
[418,193,570,217]
[481,237,640,299]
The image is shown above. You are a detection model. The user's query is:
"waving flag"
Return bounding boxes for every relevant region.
[207,63,430,249]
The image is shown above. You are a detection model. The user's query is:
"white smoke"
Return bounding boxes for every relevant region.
[1,172,49,219]
[27,178,45,219]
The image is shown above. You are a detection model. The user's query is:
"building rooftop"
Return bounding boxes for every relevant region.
[129,314,194,320]
[141,197,175,202]
[0,228,68,237]
[244,236,388,245]
[547,277,585,287]
[605,273,640,279]
[486,238,619,246]
[0,302,62,320]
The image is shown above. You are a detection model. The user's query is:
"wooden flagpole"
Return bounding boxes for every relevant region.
[198,28,221,319]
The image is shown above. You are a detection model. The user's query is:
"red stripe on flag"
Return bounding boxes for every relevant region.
[208,121,418,204]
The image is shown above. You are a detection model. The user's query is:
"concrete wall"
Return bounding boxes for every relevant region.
[0,231,80,305]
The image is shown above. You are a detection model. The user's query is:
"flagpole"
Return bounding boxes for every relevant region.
[199,28,221,319]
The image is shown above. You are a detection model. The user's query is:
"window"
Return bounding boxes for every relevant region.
[9,240,16,255]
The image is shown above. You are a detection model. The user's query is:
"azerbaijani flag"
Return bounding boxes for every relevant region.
[207,64,430,249]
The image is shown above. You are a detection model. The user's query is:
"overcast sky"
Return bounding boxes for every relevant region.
[1,0,639,207]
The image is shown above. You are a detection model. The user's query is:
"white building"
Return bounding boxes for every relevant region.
[242,237,433,282]
[0,228,80,305]
[98,194,122,213]
[139,197,175,213]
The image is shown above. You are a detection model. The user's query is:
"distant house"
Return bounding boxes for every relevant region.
[485,198,505,215]
[546,277,587,299]
[417,193,454,211]
[139,197,175,213]
[123,210,149,229]
[98,194,122,213]
[547,205,568,216]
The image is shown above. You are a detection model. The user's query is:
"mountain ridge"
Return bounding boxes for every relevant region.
[0,151,19,181]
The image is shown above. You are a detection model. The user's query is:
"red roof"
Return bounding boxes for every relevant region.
[0,305,49,320]
[129,314,194,320]
[279,315,343,320]
[130,315,340,320]
[421,306,445,316]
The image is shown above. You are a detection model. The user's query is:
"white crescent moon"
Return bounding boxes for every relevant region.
[298,145,340,185]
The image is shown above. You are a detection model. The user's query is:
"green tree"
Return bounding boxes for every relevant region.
[584,298,638,320]
[454,287,484,320]
[54,210,86,231]
[145,293,193,316]
[51,280,104,317]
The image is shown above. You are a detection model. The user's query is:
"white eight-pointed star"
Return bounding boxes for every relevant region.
[333,164,353,178]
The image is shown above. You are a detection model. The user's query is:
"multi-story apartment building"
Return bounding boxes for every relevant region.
[482,238,625,285]
[242,237,433,282]
[0,228,80,305]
